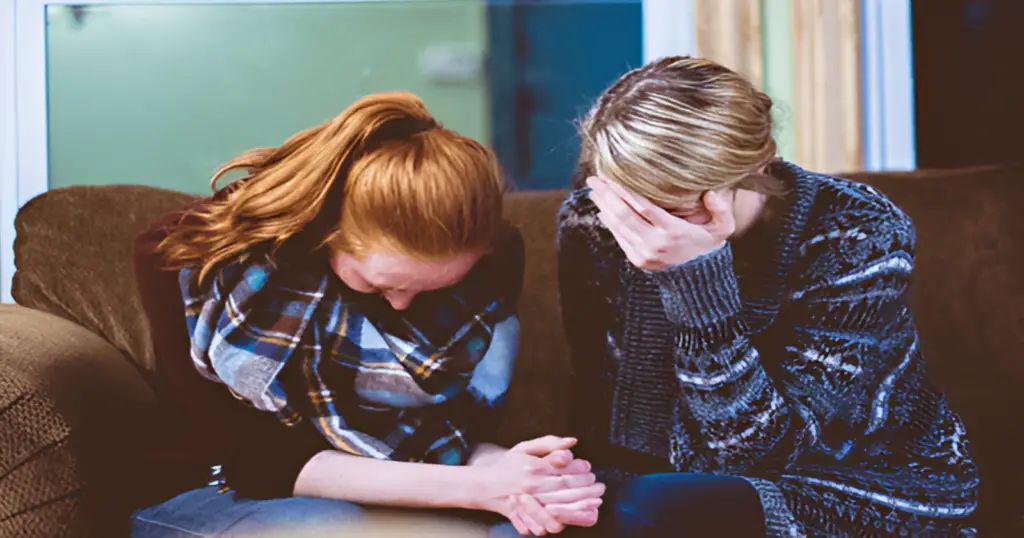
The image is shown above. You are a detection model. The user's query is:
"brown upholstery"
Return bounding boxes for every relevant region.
[0,305,159,537]
[851,166,1024,534]
[4,165,1024,536]
[12,186,195,373]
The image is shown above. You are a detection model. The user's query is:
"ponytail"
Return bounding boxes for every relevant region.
[160,92,444,284]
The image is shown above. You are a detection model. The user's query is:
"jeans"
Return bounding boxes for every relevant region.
[131,486,523,537]
[598,473,766,538]
[133,474,765,537]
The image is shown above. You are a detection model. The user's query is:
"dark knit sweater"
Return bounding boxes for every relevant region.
[557,162,980,537]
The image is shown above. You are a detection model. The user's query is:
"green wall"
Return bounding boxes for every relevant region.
[762,0,796,162]
[45,1,489,194]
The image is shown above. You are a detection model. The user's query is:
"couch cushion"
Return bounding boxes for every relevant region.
[495,191,576,445]
[13,186,197,372]
[0,305,160,537]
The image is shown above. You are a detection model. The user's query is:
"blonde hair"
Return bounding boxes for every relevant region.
[579,56,782,207]
[160,92,505,284]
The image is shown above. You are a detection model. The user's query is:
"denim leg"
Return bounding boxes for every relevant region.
[132,487,521,537]
[487,521,527,538]
[131,486,367,537]
[604,473,766,538]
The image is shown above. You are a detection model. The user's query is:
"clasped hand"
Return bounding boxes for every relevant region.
[480,436,605,536]
[586,176,736,270]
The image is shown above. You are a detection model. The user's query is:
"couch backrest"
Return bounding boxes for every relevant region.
[13,165,1024,527]
[12,186,196,373]
[848,166,1024,530]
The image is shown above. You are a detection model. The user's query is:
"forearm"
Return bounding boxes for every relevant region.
[293,450,485,510]
[648,245,792,467]
[467,442,508,467]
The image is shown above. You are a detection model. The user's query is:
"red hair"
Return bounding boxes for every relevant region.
[160,92,505,284]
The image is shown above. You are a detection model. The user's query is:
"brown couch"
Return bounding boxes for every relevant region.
[2,165,1023,537]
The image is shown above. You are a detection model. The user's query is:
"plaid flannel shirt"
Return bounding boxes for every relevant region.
[181,252,517,466]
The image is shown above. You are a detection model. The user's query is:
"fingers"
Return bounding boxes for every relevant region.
[555,458,591,475]
[512,436,577,457]
[594,176,677,227]
[518,494,565,535]
[517,504,549,536]
[541,449,574,469]
[596,209,646,247]
[529,470,597,492]
[702,190,737,237]
[508,509,532,536]
[587,178,652,236]
[590,177,649,219]
[533,483,606,505]
[545,500,603,528]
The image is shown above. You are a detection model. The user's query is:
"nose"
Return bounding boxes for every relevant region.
[385,292,415,311]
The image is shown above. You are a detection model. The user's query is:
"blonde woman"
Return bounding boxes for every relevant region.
[132,93,603,537]
[558,57,979,537]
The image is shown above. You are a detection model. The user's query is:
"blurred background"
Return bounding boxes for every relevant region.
[39,0,641,193]
[2,0,1023,300]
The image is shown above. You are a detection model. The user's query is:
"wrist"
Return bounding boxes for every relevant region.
[467,443,507,467]
[646,244,742,327]
[460,466,499,512]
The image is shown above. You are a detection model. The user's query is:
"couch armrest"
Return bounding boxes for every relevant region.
[0,305,159,537]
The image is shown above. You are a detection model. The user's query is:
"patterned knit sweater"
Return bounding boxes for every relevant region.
[557,162,979,537]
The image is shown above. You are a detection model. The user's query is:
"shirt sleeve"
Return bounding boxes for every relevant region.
[133,199,329,500]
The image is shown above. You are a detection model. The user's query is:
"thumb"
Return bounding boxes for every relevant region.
[541,449,575,468]
[512,436,578,456]
[702,191,735,232]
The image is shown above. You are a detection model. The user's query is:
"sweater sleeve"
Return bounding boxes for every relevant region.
[646,212,977,535]
[133,200,329,500]
[557,197,675,486]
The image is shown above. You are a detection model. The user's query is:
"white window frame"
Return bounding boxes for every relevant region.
[862,0,916,172]
[1,0,18,304]
[642,0,697,62]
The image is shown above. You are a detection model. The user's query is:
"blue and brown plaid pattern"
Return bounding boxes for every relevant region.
[180,252,516,465]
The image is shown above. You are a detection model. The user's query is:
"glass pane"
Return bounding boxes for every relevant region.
[44,1,642,194]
